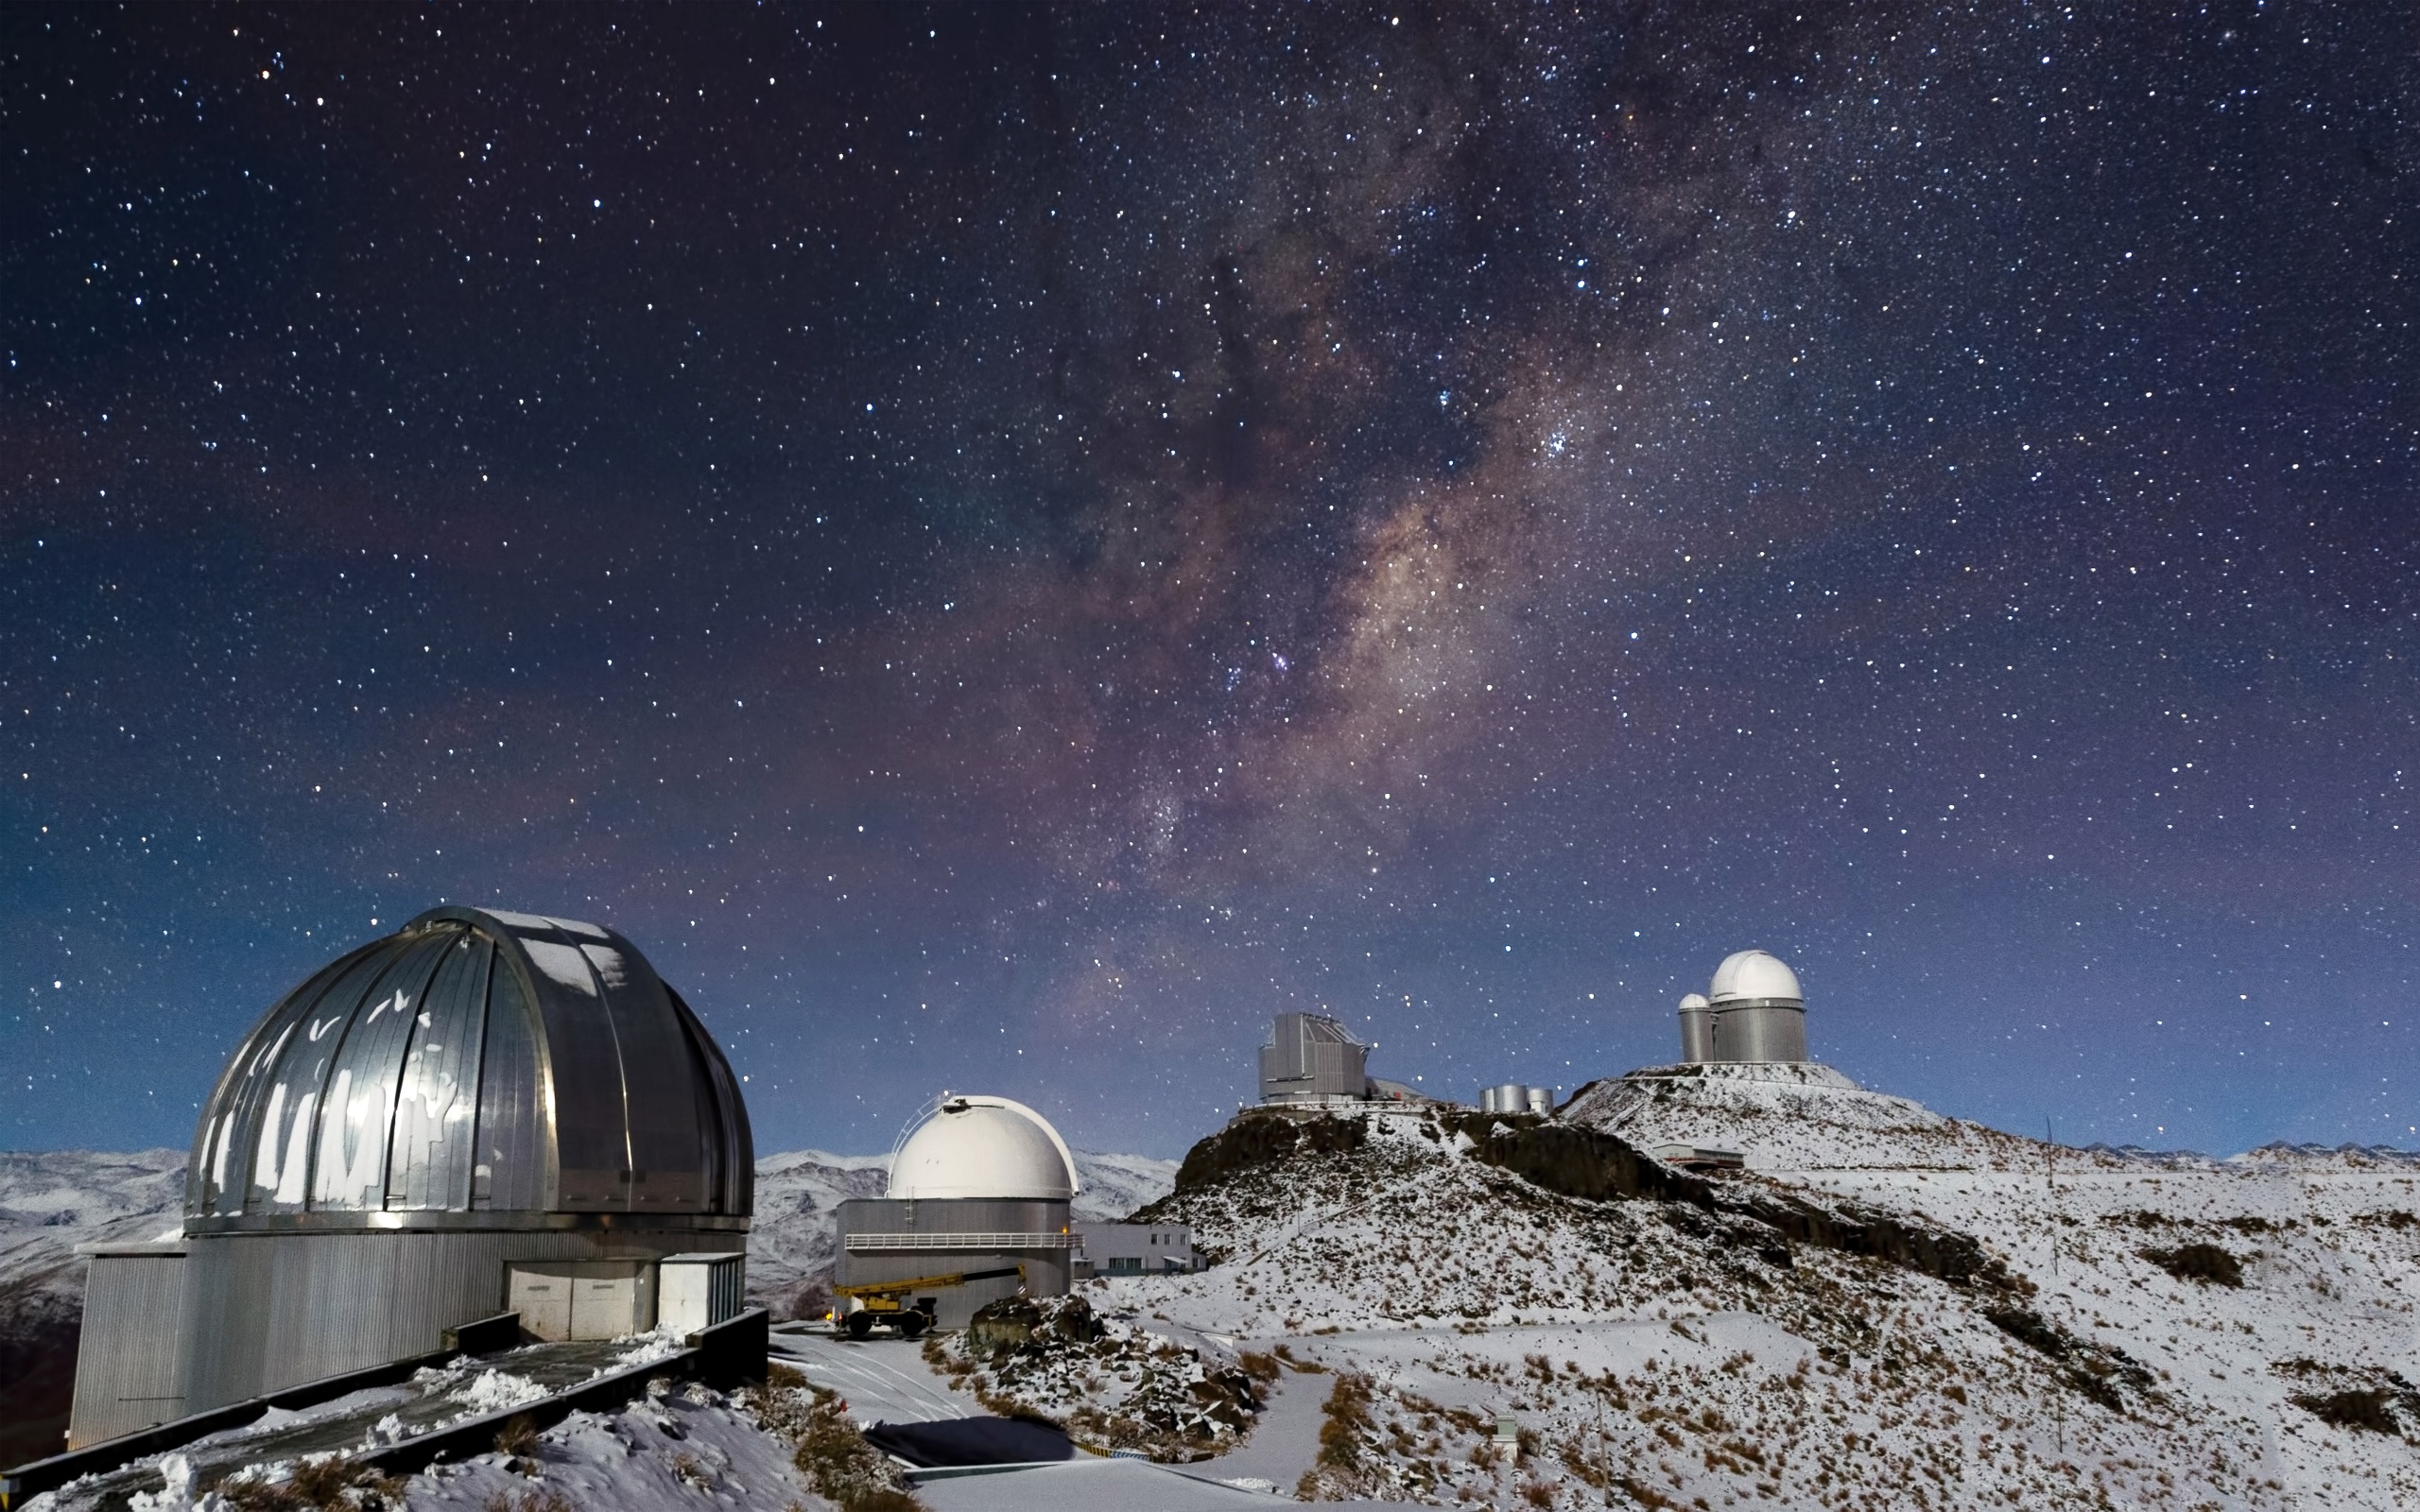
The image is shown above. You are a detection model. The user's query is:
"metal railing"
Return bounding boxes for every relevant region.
[843,1231,1074,1251]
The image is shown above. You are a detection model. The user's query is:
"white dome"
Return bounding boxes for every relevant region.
[1708,950,1803,1005]
[1677,992,1710,1011]
[887,1093,1080,1201]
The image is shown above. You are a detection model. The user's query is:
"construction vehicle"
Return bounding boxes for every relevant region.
[829,1263,1025,1339]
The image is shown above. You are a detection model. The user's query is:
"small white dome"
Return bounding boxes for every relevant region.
[1677,992,1711,1011]
[1708,950,1803,1005]
[888,1093,1080,1201]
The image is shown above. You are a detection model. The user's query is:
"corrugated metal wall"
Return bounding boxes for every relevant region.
[659,1253,747,1334]
[67,1248,188,1449]
[1257,1013,1369,1101]
[173,1228,741,1412]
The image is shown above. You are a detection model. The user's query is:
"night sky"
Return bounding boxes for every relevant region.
[6,4,2415,1161]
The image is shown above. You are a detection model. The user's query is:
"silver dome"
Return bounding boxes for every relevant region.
[183,906,752,1229]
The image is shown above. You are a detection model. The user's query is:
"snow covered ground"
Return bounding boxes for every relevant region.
[1077,1085,2420,1509]
[9,1092,2415,1509]
[395,1377,825,1512]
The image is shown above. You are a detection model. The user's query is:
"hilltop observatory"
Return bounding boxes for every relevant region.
[831,1093,1080,1329]
[1258,1012,1425,1107]
[1678,950,1809,1064]
[67,907,752,1448]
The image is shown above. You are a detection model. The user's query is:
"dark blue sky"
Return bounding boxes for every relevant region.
[5,3,2413,1160]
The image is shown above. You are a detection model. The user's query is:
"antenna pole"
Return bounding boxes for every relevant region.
[2046,1117,2058,1279]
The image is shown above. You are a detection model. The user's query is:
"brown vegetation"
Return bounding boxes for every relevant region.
[217,1455,408,1511]
[741,1366,923,1512]
[2141,1243,2244,1288]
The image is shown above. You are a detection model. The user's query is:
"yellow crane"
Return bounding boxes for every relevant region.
[829,1263,1024,1339]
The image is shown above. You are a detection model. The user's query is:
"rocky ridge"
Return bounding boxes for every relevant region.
[1026,1085,2420,1509]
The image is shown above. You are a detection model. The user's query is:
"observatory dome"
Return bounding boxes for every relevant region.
[1677,992,1711,1011]
[888,1094,1080,1201]
[183,906,752,1228]
[1709,950,1802,1005]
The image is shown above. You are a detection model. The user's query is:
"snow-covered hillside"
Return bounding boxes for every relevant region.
[1083,1095,2420,1508]
[1568,1062,2085,1173]
[0,1149,186,1468]
[9,1094,2415,1510]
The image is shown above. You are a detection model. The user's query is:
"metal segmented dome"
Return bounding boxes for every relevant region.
[183,907,752,1229]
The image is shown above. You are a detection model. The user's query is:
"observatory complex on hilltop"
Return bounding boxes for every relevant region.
[1675,949,1811,1065]
[1257,1012,1424,1107]
[1240,949,1848,1137]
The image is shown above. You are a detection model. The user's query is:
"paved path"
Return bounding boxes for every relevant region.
[1184,1365,1325,1493]
[768,1325,985,1423]
[914,1458,1291,1509]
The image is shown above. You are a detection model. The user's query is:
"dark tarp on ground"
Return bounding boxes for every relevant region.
[863,1416,1077,1468]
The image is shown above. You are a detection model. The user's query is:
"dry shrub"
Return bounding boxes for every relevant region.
[1615,1477,1685,1508]
[1316,1372,1376,1469]
[2293,1389,2399,1435]
[746,1377,923,1512]
[220,1455,407,1511]
[493,1414,540,1457]
[1294,1371,1383,1501]
[668,1450,710,1489]
[2141,1242,2243,1287]
[482,1488,575,1512]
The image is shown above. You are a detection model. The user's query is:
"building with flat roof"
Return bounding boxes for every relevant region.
[1072,1222,1201,1279]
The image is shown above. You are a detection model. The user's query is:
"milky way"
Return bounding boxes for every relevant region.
[5,5,2414,1157]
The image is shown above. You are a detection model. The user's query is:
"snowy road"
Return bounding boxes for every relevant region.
[767,1325,985,1423]
[1184,1363,1322,1492]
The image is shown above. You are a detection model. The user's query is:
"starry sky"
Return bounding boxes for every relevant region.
[5,4,2415,1161]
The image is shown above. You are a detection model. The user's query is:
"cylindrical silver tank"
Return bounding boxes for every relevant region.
[1492,1082,1527,1115]
[1523,1087,1552,1115]
[1677,993,1715,1063]
[1710,1004,1808,1063]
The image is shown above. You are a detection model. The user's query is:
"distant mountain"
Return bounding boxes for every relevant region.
[2232,1141,2420,1171]
[0,1149,186,1468]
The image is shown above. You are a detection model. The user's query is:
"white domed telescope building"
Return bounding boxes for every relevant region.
[831,1094,1080,1334]
[1678,949,1810,1064]
[65,907,752,1447]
